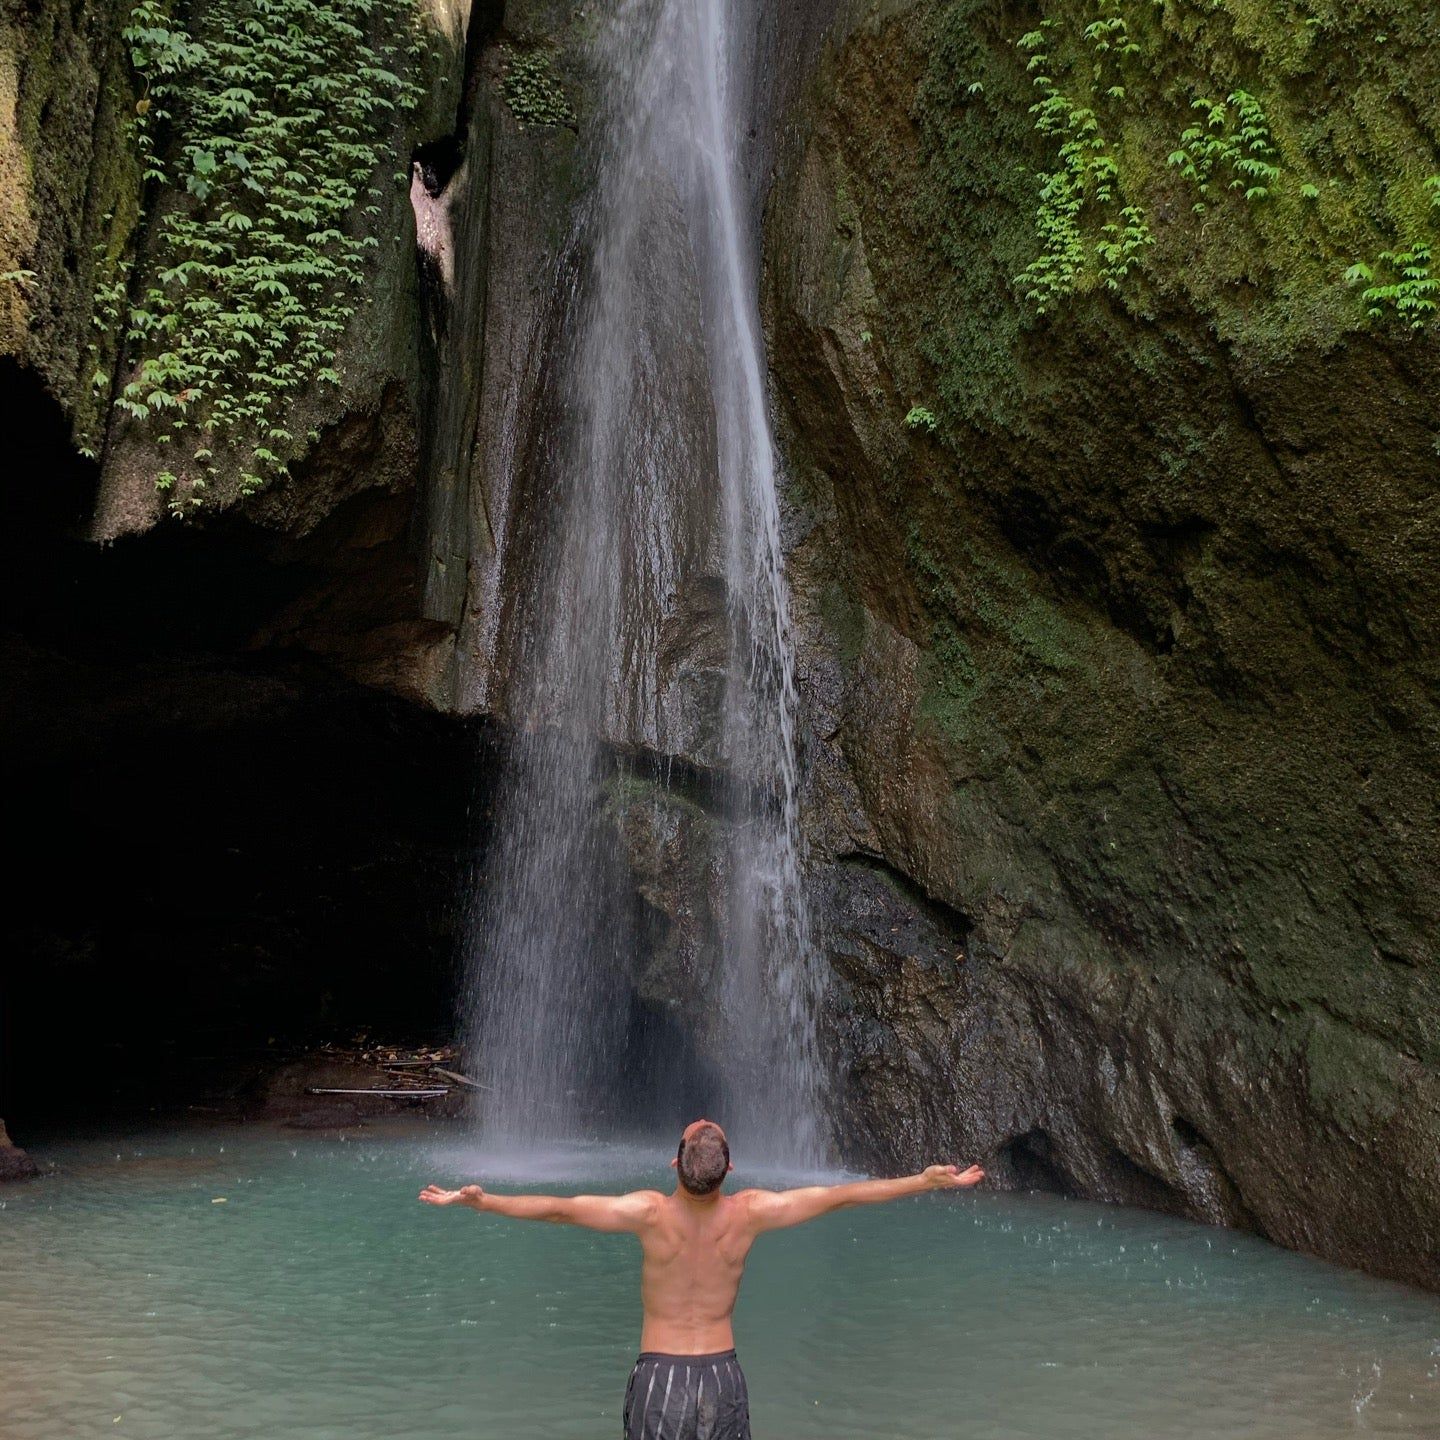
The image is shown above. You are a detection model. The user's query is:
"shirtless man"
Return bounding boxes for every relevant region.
[419,1119,985,1439]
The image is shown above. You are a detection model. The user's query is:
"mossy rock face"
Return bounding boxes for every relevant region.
[81,0,468,537]
[2,0,141,408]
[4,1,594,713]
[3,0,456,529]
[4,0,590,546]
[769,0,1440,1288]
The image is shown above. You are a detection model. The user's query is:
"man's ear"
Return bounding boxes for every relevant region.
[727,1163,734,1172]
[669,1156,678,1169]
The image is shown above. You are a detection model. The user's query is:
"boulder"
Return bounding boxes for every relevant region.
[0,1119,40,1182]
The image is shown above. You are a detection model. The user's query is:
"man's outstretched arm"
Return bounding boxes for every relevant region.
[742,1164,985,1232]
[419,1184,659,1233]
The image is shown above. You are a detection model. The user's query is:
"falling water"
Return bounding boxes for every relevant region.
[463,0,825,1162]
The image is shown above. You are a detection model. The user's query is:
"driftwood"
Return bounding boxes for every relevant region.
[433,1067,495,1093]
[306,1086,451,1099]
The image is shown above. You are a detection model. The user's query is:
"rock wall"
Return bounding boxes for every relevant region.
[765,0,1439,1290]
[1,0,139,411]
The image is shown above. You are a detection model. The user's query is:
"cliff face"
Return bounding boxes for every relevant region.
[765,0,1439,1289]
[0,0,587,1121]
[3,0,1437,1291]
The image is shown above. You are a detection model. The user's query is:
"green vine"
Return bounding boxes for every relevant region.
[1167,91,1281,211]
[95,0,425,506]
[1014,6,1153,314]
[1346,177,1440,331]
[500,46,574,130]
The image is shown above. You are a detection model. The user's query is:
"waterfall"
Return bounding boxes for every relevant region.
[463,0,824,1164]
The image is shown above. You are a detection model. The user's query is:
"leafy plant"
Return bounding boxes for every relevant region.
[94,0,425,507]
[1167,90,1280,210]
[1346,178,1440,331]
[1096,203,1153,288]
[1013,7,1152,314]
[500,46,574,129]
[905,405,939,432]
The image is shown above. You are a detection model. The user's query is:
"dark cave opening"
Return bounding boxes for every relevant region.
[0,362,485,1141]
[1000,1127,1075,1196]
[2,684,484,1136]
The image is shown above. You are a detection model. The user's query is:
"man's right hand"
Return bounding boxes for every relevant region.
[922,1164,985,1190]
[419,1183,485,1209]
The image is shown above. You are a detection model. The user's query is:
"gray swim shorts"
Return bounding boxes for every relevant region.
[623,1350,750,1440]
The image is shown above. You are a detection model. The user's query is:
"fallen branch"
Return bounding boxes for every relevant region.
[433,1067,495,1093]
[306,1087,451,1099]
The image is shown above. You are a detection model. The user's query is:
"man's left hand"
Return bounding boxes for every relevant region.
[419,1183,485,1209]
[922,1164,985,1190]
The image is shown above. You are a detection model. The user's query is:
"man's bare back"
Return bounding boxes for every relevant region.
[632,1184,751,1352]
[420,1119,984,1436]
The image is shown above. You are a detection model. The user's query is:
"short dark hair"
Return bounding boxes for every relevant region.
[676,1124,730,1195]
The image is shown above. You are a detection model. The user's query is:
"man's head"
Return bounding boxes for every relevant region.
[672,1119,731,1196]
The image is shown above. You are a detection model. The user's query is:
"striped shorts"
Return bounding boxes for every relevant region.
[623,1350,751,1440]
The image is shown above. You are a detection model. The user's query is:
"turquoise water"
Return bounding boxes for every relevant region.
[2,1121,1437,1439]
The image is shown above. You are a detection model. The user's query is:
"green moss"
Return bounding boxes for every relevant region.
[902,516,1093,754]
[817,582,867,669]
[8,1,145,414]
[604,768,706,821]
[906,0,1440,392]
[1012,6,1157,312]
[916,623,981,747]
[903,524,979,747]
[1349,175,1440,329]
[908,1,1039,429]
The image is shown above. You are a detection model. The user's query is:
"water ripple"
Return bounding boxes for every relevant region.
[2,1124,1437,1439]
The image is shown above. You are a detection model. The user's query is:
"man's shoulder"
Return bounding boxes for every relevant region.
[723,1188,777,1219]
[727,1186,779,1203]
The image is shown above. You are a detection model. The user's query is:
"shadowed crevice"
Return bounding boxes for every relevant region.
[836,850,975,947]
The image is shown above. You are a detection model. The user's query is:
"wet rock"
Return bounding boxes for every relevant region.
[605,771,726,1053]
[0,1120,40,1182]
[422,63,586,716]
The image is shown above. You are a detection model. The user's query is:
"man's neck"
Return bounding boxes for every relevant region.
[673,1185,723,1208]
